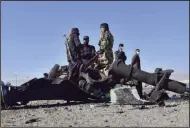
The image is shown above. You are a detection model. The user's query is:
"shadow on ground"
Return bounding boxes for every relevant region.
[7,100,107,110]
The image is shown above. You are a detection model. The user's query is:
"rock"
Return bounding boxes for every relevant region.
[116,110,124,114]
[90,105,95,108]
[25,118,41,124]
[110,86,153,105]
[139,105,146,109]
[104,120,108,122]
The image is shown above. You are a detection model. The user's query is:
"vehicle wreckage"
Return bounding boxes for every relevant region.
[1,56,189,110]
[1,35,189,110]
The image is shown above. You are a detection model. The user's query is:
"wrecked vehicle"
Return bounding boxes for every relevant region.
[1,57,189,110]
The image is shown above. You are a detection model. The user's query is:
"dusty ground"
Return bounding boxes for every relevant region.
[1,99,189,127]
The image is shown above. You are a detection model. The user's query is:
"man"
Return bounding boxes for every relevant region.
[112,43,127,88]
[96,23,114,76]
[131,49,143,98]
[114,43,127,63]
[80,36,96,65]
[66,28,82,79]
[67,28,82,64]
[131,49,141,69]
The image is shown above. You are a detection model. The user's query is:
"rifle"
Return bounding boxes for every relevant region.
[81,51,100,72]
[62,34,74,63]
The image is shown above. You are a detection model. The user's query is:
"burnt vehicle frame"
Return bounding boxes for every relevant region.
[1,58,189,110]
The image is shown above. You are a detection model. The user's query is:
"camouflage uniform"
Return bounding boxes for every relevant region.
[96,23,114,76]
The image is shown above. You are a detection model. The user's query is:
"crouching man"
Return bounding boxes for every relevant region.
[81,36,96,66]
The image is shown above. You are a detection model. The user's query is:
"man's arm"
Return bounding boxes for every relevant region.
[114,51,120,61]
[123,52,127,62]
[91,46,96,57]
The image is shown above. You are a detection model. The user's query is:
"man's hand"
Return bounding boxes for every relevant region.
[96,49,104,55]
[100,33,104,40]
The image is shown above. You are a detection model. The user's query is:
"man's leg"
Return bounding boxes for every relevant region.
[135,81,143,99]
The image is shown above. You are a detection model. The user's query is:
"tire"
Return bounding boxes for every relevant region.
[48,64,60,79]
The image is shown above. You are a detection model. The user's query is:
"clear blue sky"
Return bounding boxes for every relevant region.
[1,1,189,83]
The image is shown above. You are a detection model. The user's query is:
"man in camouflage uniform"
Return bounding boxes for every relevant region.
[95,23,114,76]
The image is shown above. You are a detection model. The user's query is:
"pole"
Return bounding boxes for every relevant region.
[16,75,18,86]
[14,73,18,86]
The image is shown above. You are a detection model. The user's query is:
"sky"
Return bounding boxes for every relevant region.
[1,1,189,85]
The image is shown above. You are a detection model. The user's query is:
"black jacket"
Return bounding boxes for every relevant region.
[80,44,96,64]
[115,50,127,63]
[67,34,82,63]
[131,54,141,69]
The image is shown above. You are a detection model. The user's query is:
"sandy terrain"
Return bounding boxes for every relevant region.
[1,98,189,127]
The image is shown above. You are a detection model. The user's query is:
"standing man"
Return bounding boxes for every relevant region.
[67,28,82,64]
[66,28,82,79]
[80,36,96,65]
[114,43,127,63]
[113,43,127,88]
[96,23,114,76]
[131,49,143,98]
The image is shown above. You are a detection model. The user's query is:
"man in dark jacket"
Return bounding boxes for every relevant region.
[66,28,82,79]
[67,28,82,64]
[131,49,141,69]
[113,43,127,87]
[131,49,143,98]
[114,43,127,63]
[80,36,96,65]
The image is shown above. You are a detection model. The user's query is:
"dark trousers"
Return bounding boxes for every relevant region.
[135,81,143,98]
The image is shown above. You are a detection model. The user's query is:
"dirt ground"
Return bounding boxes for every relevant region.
[1,99,189,127]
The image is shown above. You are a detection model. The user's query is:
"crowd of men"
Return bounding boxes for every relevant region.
[66,23,143,98]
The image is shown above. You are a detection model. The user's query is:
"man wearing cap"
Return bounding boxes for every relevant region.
[96,23,114,76]
[131,49,143,98]
[80,36,96,65]
[114,43,127,63]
